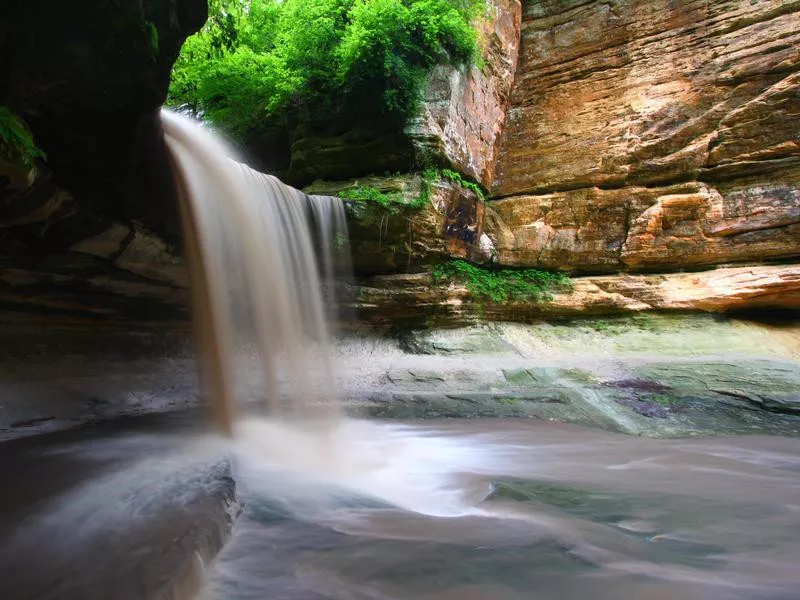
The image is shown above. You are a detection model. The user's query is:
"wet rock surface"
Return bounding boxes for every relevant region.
[0,415,238,600]
[340,315,800,437]
[0,323,198,440]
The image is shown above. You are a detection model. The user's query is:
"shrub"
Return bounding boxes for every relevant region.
[432,259,573,303]
[0,106,44,170]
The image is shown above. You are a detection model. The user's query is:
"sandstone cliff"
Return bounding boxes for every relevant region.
[2,0,800,326]
[488,0,800,272]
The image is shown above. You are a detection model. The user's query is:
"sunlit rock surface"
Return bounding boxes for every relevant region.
[353,265,800,327]
[407,0,521,187]
[489,0,800,271]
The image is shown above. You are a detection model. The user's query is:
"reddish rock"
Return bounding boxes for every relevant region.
[486,177,800,272]
[484,0,800,273]
[493,0,800,195]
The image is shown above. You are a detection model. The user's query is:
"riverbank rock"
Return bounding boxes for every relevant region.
[352,264,800,328]
[0,423,239,600]
[340,316,800,437]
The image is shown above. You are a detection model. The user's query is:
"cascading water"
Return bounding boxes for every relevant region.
[160,109,488,519]
[161,109,348,434]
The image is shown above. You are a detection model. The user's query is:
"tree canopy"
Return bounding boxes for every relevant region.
[167,0,485,141]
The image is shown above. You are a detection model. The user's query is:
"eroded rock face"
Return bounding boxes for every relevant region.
[407,0,521,188]
[489,0,800,271]
[353,264,800,328]
[494,0,800,195]
[487,175,800,272]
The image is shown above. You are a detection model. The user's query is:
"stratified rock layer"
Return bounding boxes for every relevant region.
[353,265,800,328]
[490,0,800,271]
[487,175,800,272]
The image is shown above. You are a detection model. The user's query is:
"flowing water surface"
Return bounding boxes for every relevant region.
[200,417,800,600]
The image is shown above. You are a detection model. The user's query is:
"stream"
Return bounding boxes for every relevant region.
[2,414,799,599]
[207,418,800,600]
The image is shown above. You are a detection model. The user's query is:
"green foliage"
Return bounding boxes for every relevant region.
[338,182,428,211]
[338,185,403,208]
[432,259,573,304]
[167,0,484,140]
[0,107,45,170]
[440,168,485,201]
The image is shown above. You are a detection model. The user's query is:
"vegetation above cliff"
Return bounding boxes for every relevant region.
[433,260,573,303]
[168,0,484,141]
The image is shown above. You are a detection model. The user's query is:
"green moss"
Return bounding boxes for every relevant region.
[144,21,160,58]
[649,394,679,407]
[432,259,573,304]
[338,169,442,212]
[338,185,403,207]
[440,168,485,201]
[0,106,45,170]
[338,183,428,212]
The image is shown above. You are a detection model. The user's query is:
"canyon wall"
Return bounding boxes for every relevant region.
[487,0,800,272]
[2,0,800,326]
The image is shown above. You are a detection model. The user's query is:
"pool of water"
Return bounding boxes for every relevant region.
[1,415,798,599]
[205,418,800,600]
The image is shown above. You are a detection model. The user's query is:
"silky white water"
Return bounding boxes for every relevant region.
[162,109,347,433]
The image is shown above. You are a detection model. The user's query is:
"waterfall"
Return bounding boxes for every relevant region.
[161,109,348,435]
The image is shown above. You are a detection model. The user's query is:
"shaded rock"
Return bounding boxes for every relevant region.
[634,361,800,416]
[407,0,522,187]
[306,174,487,276]
[0,422,239,600]
[1,0,207,232]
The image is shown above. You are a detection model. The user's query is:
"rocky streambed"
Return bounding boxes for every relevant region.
[1,312,798,599]
[2,314,799,440]
[337,314,800,438]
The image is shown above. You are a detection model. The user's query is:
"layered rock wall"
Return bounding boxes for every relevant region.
[488,0,800,272]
